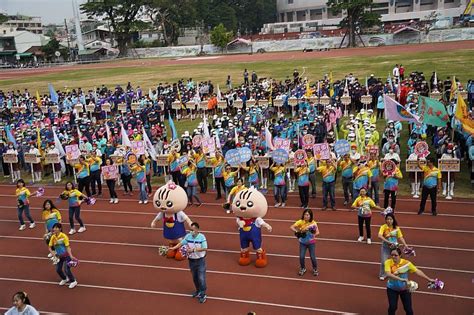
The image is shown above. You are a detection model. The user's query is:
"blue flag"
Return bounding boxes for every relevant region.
[5,126,18,148]
[48,83,58,103]
[168,116,178,140]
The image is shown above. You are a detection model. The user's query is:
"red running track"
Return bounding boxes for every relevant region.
[0,184,472,314]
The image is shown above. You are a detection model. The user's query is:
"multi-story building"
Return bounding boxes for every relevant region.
[2,15,43,34]
[262,0,468,33]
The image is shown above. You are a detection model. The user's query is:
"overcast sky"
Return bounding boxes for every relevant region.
[1,0,88,24]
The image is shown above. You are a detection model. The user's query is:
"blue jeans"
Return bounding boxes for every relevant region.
[138,182,147,201]
[189,257,207,295]
[17,205,34,225]
[274,185,287,203]
[299,242,317,270]
[68,206,84,229]
[322,181,335,208]
[56,256,76,282]
[380,243,391,277]
[369,181,379,204]
[353,188,360,200]
[186,185,202,204]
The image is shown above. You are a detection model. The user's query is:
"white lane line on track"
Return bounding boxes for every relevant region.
[1,193,473,218]
[0,186,471,205]
[0,276,354,314]
[1,219,473,253]
[1,205,471,234]
[1,236,472,274]
[0,306,67,315]
[0,255,472,301]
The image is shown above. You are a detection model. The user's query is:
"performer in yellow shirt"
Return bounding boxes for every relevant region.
[48,223,78,289]
[384,247,436,315]
[15,179,35,231]
[317,159,337,211]
[351,187,384,244]
[417,157,441,216]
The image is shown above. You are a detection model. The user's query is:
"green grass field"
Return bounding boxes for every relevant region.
[1,48,473,198]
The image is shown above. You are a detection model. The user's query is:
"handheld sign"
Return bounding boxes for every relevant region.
[294,149,307,166]
[217,100,227,109]
[233,99,243,109]
[313,143,330,160]
[273,98,283,107]
[86,104,95,112]
[302,134,315,150]
[334,139,350,157]
[101,165,119,180]
[367,145,379,156]
[65,144,80,161]
[126,153,137,165]
[273,138,291,152]
[288,97,299,107]
[172,101,182,110]
[225,149,241,167]
[131,103,140,111]
[45,153,60,164]
[170,139,181,153]
[131,141,145,155]
[239,147,252,164]
[438,159,460,172]
[414,141,429,158]
[406,159,425,172]
[201,137,215,154]
[118,103,127,112]
[102,103,111,112]
[156,155,168,166]
[271,148,289,165]
[381,159,396,177]
[24,153,40,164]
[2,153,18,164]
[256,156,270,169]
[192,135,203,148]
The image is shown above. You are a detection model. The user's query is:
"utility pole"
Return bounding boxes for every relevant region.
[64,18,71,61]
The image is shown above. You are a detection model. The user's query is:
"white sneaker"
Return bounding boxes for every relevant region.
[47,253,53,258]
[68,281,78,289]
[367,238,372,245]
[69,229,76,235]
[114,198,119,204]
[274,203,281,208]
[29,222,36,229]
[281,202,286,207]
[109,199,114,204]
[78,226,86,233]
[379,276,386,281]
[59,278,69,286]
[138,200,143,204]
[144,200,148,204]
[19,225,26,231]
[357,236,364,242]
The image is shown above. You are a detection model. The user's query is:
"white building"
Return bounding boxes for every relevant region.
[262,0,468,33]
[2,15,43,34]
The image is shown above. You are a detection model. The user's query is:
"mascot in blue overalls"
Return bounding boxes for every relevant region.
[232,187,272,267]
[151,181,193,260]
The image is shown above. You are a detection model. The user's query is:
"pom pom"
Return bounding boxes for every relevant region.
[67,258,79,268]
[406,281,418,292]
[428,279,444,291]
[403,246,416,257]
[179,246,189,258]
[158,245,168,256]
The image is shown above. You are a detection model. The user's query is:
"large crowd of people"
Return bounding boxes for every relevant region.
[1,65,471,313]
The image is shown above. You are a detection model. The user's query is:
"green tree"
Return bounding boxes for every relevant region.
[210,23,233,52]
[145,0,196,46]
[327,0,381,47]
[80,0,151,56]
[0,13,8,24]
[41,37,69,61]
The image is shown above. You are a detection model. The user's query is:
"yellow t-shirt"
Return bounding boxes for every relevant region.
[378,224,403,244]
[352,195,376,217]
[16,187,31,205]
[293,219,318,244]
[384,258,417,291]
[49,232,70,257]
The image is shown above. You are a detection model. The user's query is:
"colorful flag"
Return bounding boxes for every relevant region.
[455,96,474,134]
[383,94,420,123]
[120,124,132,147]
[305,79,312,98]
[52,127,66,158]
[168,116,178,140]
[329,72,334,97]
[48,83,58,104]
[5,125,17,148]
[449,76,458,101]
[105,123,112,142]
[36,90,42,106]
[418,96,449,127]
[142,126,157,161]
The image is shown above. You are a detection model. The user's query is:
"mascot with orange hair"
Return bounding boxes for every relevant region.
[232,187,272,267]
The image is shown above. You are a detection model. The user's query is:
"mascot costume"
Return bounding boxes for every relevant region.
[151,181,193,260]
[232,187,272,267]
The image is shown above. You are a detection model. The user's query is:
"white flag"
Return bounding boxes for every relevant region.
[120,124,132,147]
[142,126,157,161]
[53,127,66,158]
